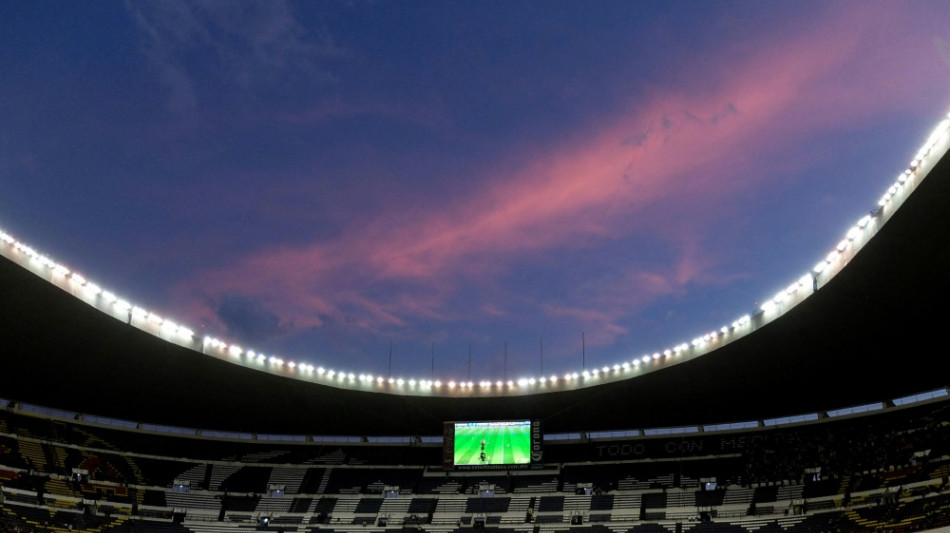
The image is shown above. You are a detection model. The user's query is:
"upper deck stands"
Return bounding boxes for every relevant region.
[2,394,950,532]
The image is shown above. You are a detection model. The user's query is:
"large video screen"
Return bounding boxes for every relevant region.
[452,420,532,467]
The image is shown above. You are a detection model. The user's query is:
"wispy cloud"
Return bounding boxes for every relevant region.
[276,96,449,129]
[126,1,341,116]
[174,3,944,359]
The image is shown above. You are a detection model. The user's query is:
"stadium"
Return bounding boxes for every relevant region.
[1,103,950,533]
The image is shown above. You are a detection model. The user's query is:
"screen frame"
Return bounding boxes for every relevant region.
[444,418,542,471]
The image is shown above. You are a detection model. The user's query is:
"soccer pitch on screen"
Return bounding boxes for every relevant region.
[453,420,532,466]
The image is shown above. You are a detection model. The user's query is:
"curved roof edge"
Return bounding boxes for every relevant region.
[1,112,949,435]
[2,113,948,399]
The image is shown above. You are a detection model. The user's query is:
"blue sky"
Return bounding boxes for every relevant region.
[2,1,949,382]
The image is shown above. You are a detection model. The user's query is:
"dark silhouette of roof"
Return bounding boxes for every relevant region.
[2,145,948,437]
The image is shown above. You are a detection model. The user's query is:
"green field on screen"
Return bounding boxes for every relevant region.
[453,421,531,466]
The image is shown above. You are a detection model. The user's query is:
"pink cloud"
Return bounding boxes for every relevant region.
[536,249,721,350]
[176,3,945,345]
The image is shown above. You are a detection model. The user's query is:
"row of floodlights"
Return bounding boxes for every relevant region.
[203,326,751,391]
[763,114,950,317]
[0,225,752,392]
[2,112,948,394]
[0,231,195,341]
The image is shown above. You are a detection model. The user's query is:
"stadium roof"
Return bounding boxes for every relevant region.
[2,118,950,437]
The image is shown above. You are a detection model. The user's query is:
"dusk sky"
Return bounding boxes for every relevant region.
[2,1,949,383]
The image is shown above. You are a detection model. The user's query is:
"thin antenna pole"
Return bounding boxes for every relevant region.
[468,344,472,381]
[431,342,435,379]
[582,331,586,371]
[540,337,544,375]
[504,341,508,382]
[388,341,393,377]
